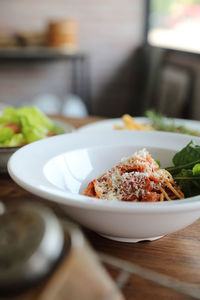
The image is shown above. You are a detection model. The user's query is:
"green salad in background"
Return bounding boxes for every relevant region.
[145,110,200,136]
[0,106,65,147]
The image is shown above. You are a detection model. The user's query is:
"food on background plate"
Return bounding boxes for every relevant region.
[115,110,200,136]
[0,106,65,147]
[146,110,200,136]
[114,114,153,131]
[83,149,184,202]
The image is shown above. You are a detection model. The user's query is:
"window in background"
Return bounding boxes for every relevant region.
[146,0,200,54]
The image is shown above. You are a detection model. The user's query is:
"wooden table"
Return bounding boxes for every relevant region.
[1,116,200,300]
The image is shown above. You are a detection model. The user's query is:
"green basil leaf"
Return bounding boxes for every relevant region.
[181,169,193,177]
[193,163,200,176]
[155,159,160,167]
[173,141,200,166]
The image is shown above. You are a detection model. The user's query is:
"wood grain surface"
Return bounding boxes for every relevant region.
[1,116,200,300]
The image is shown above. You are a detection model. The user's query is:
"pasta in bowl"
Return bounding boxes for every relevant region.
[8,130,200,242]
[83,149,184,202]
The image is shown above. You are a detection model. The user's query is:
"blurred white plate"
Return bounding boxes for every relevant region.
[50,117,75,133]
[78,117,200,133]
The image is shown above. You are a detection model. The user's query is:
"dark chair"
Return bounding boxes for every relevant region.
[130,45,194,119]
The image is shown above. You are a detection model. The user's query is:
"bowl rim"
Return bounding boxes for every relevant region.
[7,130,200,213]
[0,146,21,152]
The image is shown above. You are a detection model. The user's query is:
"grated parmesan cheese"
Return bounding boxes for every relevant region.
[83,149,184,202]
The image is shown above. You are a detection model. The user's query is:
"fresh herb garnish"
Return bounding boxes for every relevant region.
[155,159,161,167]
[145,110,200,136]
[166,141,200,197]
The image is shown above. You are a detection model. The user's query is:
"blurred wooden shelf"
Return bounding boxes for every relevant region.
[0,47,91,113]
[0,47,85,60]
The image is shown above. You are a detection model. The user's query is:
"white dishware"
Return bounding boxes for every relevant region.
[78,116,200,133]
[8,130,200,242]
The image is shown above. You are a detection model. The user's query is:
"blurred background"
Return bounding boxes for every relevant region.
[0,0,200,119]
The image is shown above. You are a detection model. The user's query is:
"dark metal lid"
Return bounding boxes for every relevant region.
[0,204,65,294]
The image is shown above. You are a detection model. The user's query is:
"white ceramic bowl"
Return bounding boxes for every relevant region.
[0,146,20,173]
[8,131,200,242]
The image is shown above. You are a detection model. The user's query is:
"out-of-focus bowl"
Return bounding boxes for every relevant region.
[7,130,200,242]
[0,147,19,173]
[0,117,74,173]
